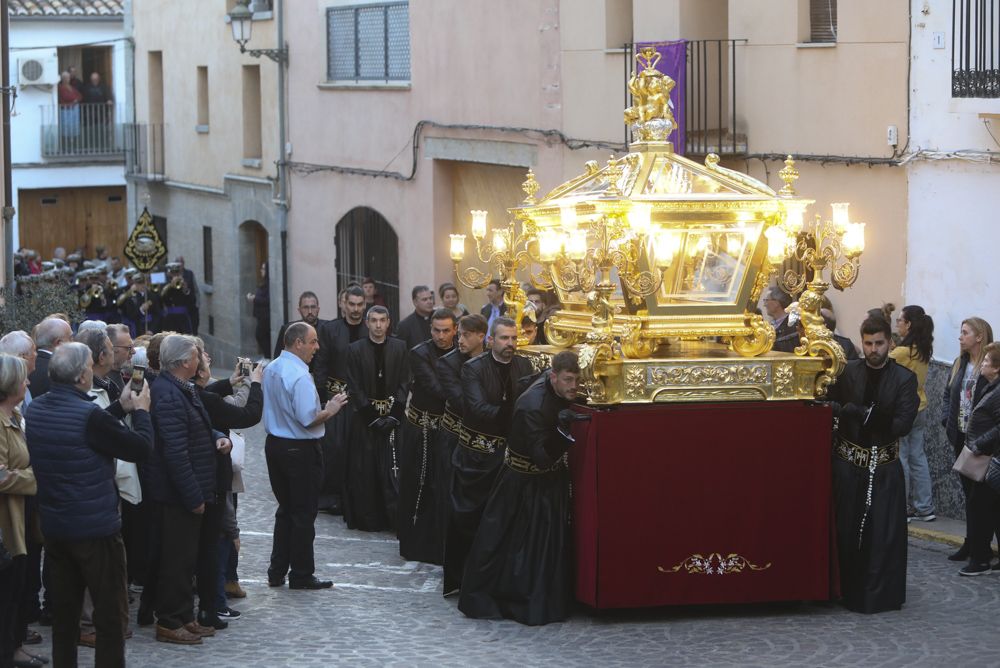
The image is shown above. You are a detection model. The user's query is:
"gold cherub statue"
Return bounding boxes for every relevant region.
[624,47,677,143]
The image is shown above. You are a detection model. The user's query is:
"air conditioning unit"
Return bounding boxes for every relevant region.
[17,56,58,87]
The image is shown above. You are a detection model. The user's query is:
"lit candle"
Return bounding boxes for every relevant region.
[765,226,789,264]
[471,210,488,240]
[449,234,466,262]
[492,229,507,252]
[628,203,652,235]
[843,222,866,255]
[538,230,562,262]
[831,202,850,232]
[726,232,744,257]
[566,230,588,260]
[783,200,806,234]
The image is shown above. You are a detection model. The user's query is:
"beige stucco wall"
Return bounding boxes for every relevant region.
[131,0,278,187]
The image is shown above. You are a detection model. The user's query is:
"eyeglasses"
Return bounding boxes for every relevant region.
[113,345,136,353]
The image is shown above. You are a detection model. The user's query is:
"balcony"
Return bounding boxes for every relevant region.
[625,40,747,156]
[40,103,126,162]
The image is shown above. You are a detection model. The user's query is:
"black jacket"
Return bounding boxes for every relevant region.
[479,302,508,321]
[347,337,409,425]
[28,349,53,397]
[395,312,431,352]
[964,379,1000,455]
[314,318,367,400]
[942,354,990,447]
[198,378,263,493]
[508,373,574,468]
[834,334,859,360]
[274,318,328,362]
[437,349,470,417]
[408,340,451,414]
[772,315,799,353]
[460,352,534,438]
[827,358,919,447]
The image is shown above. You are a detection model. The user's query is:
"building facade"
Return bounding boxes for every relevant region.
[8,0,129,261]
[127,0,283,364]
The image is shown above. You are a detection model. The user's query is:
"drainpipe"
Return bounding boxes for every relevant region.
[2,0,14,288]
[276,0,289,324]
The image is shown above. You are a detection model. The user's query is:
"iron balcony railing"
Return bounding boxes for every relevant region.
[124,123,166,180]
[624,39,747,156]
[952,0,1000,98]
[40,103,126,160]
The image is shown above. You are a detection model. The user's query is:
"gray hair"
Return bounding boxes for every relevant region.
[77,319,108,333]
[106,324,130,345]
[765,287,792,309]
[49,342,92,385]
[34,317,72,350]
[159,334,199,371]
[490,316,517,337]
[74,328,111,364]
[0,330,35,357]
[0,354,27,402]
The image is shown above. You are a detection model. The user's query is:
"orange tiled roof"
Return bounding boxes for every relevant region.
[8,0,124,17]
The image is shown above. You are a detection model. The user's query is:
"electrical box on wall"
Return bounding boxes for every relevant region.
[887,125,898,146]
[932,32,946,49]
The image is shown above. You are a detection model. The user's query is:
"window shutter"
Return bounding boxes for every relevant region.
[810,0,838,43]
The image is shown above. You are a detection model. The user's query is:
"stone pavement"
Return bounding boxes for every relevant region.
[26,422,1000,667]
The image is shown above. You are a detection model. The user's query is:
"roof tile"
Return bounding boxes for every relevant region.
[8,0,124,17]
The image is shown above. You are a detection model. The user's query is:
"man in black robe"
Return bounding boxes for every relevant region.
[397,308,456,563]
[345,305,408,531]
[313,286,367,513]
[827,315,918,613]
[460,351,581,625]
[394,285,435,350]
[764,287,798,353]
[159,263,195,334]
[274,291,326,362]
[119,274,160,337]
[442,316,533,595]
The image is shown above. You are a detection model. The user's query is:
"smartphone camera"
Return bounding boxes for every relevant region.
[238,357,252,377]
[131,365,146,394]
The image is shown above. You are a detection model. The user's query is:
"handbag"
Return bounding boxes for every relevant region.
[986,456,1000,494]
[953,445,991,482]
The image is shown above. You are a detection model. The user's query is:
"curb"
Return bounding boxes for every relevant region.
[908,524,964,547]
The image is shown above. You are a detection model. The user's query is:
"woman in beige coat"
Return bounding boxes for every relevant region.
[0,354,46,668]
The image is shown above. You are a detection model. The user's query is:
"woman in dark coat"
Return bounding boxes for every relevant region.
[958,342,1000,575]
[459,352,581,626]
[246,263,271,357]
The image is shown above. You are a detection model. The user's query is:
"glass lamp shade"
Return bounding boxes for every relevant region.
[783,200,806,234]
[831,202,850,232]
[449,234,466,262]
[843,222,866,255]
[229,0,254,45]
[538,230,562,262]
[566,231,588,261]
[492,229,507,253]
[470,210,488,240]
[627,203,652,235]
[765,226,790,264]
[560,204,578,232]
[653,231,680,268]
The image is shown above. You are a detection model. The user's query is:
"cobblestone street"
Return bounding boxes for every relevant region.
[28,423,1000,667]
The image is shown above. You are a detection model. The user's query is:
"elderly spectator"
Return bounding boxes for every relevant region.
[192,344,264,625]
[0,355,46,668]
[0,332,37,409]
[25,342,152,668]
[106,324,134,394]
[29,318,73,398]
[142,335,230,645]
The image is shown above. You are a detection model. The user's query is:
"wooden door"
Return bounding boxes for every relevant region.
[18,186,127,260]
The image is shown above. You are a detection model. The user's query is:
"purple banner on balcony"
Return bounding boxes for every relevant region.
[635,40,686,155]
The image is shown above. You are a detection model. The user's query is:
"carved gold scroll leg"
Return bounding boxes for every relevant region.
[731,313,776,357]
[578,342,613,404]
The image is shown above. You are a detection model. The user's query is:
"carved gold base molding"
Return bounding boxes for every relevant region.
[521,341,827,405]
[658,552,772,576]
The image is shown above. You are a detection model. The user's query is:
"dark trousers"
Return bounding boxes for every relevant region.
[226,494,239,582]
[0,555,26,668]
[968,481,1000,564]
[46,534,129,668]
[120,500,147,586]
[265,435,321,582]
[195,501,222,618]
[152,504,202,630]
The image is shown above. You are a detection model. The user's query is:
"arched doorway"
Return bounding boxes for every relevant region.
[334,207,399,320]
[239,220,270,357]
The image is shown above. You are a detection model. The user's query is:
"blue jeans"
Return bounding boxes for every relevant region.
[900,409,934,514]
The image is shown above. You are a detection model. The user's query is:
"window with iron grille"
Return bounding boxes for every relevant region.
[327,2,410,82]
[809,0,837,43]
[953,0,1000,97]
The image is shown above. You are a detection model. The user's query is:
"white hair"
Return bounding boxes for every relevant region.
[78,319,108,333]
[159,335,199,371]
[0,330,35,357]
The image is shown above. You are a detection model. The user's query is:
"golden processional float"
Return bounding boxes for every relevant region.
[451,47,866,405]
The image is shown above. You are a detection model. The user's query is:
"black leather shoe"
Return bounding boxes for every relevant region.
[288,576,333,590]
[949,543,971,561]
[198,611,229,630]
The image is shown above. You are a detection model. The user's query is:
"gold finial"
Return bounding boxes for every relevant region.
[522,169,540,205]
[778,155,799,197]
[624,47,677,143]
[636,46,662,72]
[605,156,624,197]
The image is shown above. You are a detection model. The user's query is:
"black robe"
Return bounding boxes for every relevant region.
[394,312,432,352]
[344,336,408,531]
[443,351,533,593]
[459,373,575,625]
[827,357,918,613]
[772,314,799,353]
[119,289,160,337]
[160,281,195,334]
[397,339,453,564]
[312,317,366,511]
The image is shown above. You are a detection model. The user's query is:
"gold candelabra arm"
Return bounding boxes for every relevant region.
[831,255,861,291]
[777,267,808,298]
[453,263,494,290]
[793,281,846,396]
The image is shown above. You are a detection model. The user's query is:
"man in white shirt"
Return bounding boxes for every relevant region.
[262,322,347,590]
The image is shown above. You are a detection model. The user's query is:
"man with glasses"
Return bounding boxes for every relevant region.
[106,324,134,394]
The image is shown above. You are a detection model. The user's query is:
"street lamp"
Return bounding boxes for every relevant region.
[227,0,288,64]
